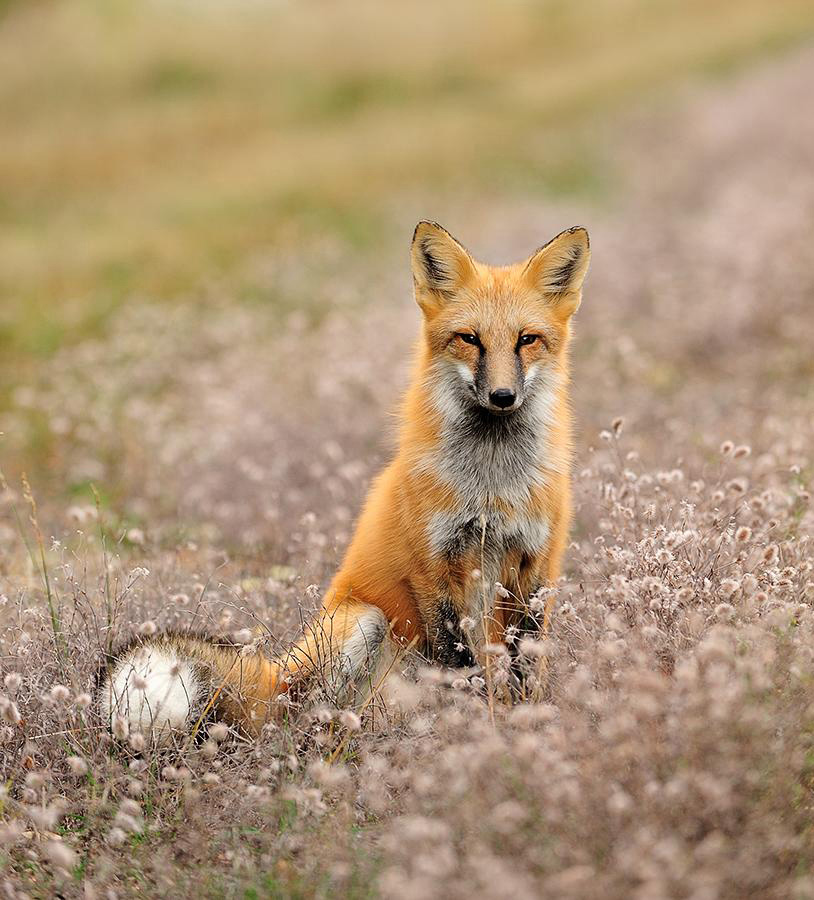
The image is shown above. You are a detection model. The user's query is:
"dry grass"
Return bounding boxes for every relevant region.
[2,4,814,898]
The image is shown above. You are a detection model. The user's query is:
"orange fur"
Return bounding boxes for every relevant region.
[275,221,590,689]
[102,222,590,739]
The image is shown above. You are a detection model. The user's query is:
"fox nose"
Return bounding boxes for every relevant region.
[489,388,516,409]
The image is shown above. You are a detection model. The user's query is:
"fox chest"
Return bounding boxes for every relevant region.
[424,404,552,583]
[426,507,550,565]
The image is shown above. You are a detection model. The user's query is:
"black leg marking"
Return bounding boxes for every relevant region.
[428,599,476,668]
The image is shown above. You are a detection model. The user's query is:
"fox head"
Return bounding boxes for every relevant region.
[411,221,590,419]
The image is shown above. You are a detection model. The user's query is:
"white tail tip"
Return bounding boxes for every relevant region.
[100,644,205,746]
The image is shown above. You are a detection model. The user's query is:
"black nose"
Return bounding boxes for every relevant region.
[489,388,516,409]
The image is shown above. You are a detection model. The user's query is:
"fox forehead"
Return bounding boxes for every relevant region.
[430,273,562,344]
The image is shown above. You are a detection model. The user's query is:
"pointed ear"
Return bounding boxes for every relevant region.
[523,226,590,319]
[411,221,476,314]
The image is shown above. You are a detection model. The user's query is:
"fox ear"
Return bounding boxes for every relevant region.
[523,226,590,319]
[411,221,476,313]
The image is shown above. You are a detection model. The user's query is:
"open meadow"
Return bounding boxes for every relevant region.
[2,1,814,897]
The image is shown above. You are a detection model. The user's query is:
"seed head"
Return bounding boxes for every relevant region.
[338,710,361,732]
[720,579,741,598]
[1,700,21,725]
[763,544,780,565]
[208,722,229,742]
[112,716,129,741]
[44,840,77,872]
[106,827,126,847]
[66,756,88,776]
[119,798,142,819]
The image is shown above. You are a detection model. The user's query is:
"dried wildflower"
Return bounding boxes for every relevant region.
[733,444,751,459]
[0,699,21,725]
[106,827,126,847]
[25,772,45,790]
[44,840,77,872]
[66,756,88,776]
[208,722,229,742]
[126,778,144,797]
[112,716,129,741]
[3,673,21,693]
[138,620,157,636]
[720,579,741,598]
[612,416,625,436]
[129,732,146,752]
[74,692,92,709]
[736,526,753,542]
[0,823,24,847]
[494,582,511,599]
[763,544,780,565]
[233,628,253,644]
[720,440,734,456]
[27,802,64,830]
[338,710,361,732]
[518,638,546,658]
[119,798,142,820]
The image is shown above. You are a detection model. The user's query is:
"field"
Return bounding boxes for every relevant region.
[2,1,814,897]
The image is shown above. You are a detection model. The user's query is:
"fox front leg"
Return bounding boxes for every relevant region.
[424,597,477,668]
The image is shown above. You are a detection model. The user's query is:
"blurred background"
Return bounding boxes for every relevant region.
[1,0,813,570]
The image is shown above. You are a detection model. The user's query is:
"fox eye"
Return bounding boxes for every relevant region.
[456,333,479,346]
[518,334,540,347]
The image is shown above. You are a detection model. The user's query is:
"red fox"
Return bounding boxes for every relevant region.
[100,222,590,742]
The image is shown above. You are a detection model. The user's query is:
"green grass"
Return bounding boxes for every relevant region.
[1,0,813,365]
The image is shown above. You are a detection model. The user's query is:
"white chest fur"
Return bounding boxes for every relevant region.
[427,506,550,561]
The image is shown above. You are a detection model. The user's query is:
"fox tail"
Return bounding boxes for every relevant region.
[98,600,391,744]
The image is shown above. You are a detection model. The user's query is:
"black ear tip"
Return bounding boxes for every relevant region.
[567,225,590,248]
[412,220,449,244]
